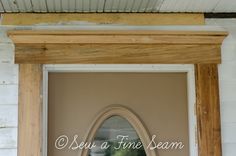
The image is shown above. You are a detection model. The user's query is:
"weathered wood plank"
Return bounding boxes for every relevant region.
[195,64,222,156]
[9,34,226,44]
[8,30,228,36]
[2,13,205,25]
[18,64,42,156]
[14,44,221,64]
[8,30,227,64]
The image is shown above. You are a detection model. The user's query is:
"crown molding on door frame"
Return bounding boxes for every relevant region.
[10,29,227,156]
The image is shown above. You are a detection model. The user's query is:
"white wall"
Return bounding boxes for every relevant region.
[206,19,236,156]
[219,35,236,156]
[0,21,236,156]
[0,30,18,156]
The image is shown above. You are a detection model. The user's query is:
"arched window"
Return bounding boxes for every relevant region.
[80,105,157,156]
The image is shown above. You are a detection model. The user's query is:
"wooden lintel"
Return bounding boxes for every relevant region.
[2,13,205,25]
[8,30,227,64]
[14,44,221,64]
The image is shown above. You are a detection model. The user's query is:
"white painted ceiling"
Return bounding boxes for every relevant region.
[0,0,236,13]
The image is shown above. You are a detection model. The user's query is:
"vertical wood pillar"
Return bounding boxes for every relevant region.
[195,64,222,156]
[18,64,42,156]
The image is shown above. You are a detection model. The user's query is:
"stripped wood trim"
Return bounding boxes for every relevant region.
[2,13,205,25]
[18,64,42,156]
[8,34,226,44]
[14,44,222,64]
[8,30,227,64]
[195,64,222,156]
[14,29,226,156]
[8,30,228,36]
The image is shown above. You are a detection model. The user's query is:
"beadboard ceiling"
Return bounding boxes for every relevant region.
[0,0,236,13]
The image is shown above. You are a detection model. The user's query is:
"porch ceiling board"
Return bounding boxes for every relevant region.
[0,0,236,12]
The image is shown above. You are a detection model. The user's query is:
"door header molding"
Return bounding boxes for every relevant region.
[8,30,227,64]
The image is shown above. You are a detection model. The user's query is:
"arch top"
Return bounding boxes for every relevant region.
[80,105,157,156]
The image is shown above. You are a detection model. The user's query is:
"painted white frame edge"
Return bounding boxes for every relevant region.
[42,64,197,156]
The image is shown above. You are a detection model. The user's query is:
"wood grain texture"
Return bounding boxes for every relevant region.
[8,30,227,64]
[14,44,221,64]
[195,64,222,156]
[18,64,42,156]
[9,34,226,44]
[2,13,205,25]
[8,30,228,36]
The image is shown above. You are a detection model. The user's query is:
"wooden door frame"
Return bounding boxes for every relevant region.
[8,30,227,156]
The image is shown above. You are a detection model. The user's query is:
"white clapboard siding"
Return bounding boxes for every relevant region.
[0,128,17,148]
[0,64,18,85]
[220,35,236,62]
[222,143,236,156]
[0,44,14,64]
[0,105,18,127]
[221,102,236,124]
[0,85,18,105]
[0,149,17,156]
[220,81,236,102]
[0,34,14,44]
[222,123,236,144]
[208,19,236,156]
[219,63,236,81]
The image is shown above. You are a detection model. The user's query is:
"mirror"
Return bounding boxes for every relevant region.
[88,115,146,156]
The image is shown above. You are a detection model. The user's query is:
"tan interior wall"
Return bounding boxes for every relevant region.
[48,73,189,156]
